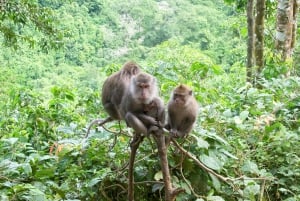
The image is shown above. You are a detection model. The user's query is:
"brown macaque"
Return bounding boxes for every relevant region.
[166,84,198,138]
[101,61,141,120]
[138,97,165,134]
[121,72,165,136]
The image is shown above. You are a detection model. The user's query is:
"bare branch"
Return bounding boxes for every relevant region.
[171,139,231,184]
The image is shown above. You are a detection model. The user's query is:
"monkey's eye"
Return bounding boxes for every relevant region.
[139,84,149,89]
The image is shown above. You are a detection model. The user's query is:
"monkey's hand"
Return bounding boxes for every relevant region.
[170,129,179,138]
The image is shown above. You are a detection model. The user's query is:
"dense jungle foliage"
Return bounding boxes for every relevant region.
[0,0,299,201]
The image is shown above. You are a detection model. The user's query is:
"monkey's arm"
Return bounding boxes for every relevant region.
[137,114,157,125]
[156,97,166,127]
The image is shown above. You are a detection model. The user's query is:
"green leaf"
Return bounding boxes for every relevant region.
[207,195,225,201]
[29,188,47,201]
[200,155,222,171]
[88,177,101,187]
[154,171,163,181]
[22,163,32,176]
[211,65,224,75]
[191,134,210,149]
[239,110,249,121]
[209,174,221,191]
[180,181,191,194]
[222,109,232,118]
[242,160,260,175]
[2,137,18,145]
[243,183,260,198]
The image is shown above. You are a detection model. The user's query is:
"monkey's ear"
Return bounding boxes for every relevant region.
[189,90,193,95]
[132,66,139,74]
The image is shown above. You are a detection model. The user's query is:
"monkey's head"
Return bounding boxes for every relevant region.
[171,84,193,106]
[121,61,141,76]
[130,72,158,104]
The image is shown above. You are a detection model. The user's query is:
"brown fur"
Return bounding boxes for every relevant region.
[101,61,141,120]
[121,73,164,135]
[166,84,198,138]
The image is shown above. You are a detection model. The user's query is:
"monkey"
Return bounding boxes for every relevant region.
[120,72,165,136]
[101,61,141,120]
[166,84,198,138]
[138,96,165,134]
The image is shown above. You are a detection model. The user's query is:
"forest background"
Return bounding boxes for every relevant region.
[0,0,299,201]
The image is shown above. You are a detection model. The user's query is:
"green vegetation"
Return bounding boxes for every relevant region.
[0,0,299,200]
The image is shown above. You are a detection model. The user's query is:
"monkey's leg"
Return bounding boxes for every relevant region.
[125,112,148,136]
[103,102,122,120]
[148,125,159,135]
[128,133,144,201]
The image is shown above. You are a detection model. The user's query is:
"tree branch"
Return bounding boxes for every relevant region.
[153,130,184,201]
[128,133,144,201]
[171,139,231,183]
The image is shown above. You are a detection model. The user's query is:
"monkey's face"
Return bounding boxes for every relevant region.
[130,73,158,104]
[173,93,187,106]
[135,83,155,104]
[171,85,193,107]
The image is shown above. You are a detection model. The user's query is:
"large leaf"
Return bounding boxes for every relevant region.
[200,155,222,171]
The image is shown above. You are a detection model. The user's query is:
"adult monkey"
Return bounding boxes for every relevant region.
[85,61,141,138]
[102,61,141,120]
[166,84,198,138]
[120,72,165,136]
[120,72,165,201]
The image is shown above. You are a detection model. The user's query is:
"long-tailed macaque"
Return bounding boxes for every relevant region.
[166,84,198,138]
[138,97,165,134]
[121,72,165,135]
[101,61,141,120]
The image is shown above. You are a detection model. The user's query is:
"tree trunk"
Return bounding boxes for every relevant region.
[291,0,299,56]
[275,0,294,61]
[255,0,265,75]
[246,0,255,83]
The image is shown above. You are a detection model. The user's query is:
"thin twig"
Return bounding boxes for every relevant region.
[179,156,203,198]
[134,181,164,185]
[171,139,274,186]
[259,179,266,201]
[171,139,230,184]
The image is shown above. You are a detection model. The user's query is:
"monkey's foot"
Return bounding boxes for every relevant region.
[130,134,144,147]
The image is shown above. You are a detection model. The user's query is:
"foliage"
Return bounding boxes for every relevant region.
[1,62,300,200]
[0,0,300,200]
[0,0,65,51]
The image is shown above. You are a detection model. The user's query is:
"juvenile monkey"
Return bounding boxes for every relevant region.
[101,61,141,120]
[166,84,198,138]
[138,97,165,134]
[121,72,165,135]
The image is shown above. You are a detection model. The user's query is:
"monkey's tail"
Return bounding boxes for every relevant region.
[85,117,113,138]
